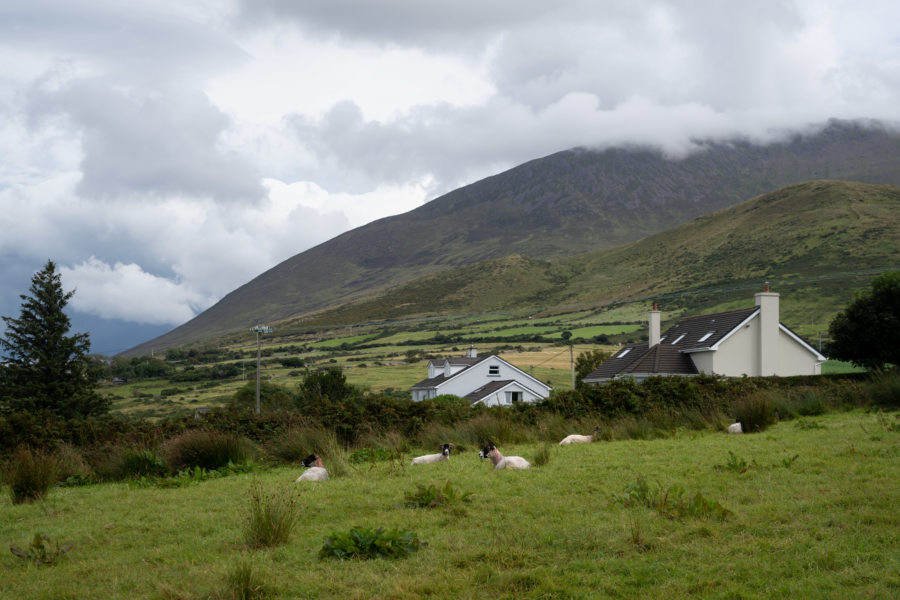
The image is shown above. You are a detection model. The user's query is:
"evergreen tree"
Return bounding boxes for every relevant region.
[0,260,109,418]
[828,271,900,371]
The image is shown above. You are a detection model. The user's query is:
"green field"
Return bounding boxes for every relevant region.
[2,410,897,599]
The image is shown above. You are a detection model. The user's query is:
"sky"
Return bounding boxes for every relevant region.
[1,0,899,355]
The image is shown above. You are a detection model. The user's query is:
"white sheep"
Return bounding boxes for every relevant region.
[411,443,454,465]
[727,422,743,434]
[295,453,329,481]
[559,425,601,445]
[479,442,531,469]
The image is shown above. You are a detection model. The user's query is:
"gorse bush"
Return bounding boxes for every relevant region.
[319,527,425,560]
[243,481,301,548]
[6,447,57,504]
[163,429,255,471]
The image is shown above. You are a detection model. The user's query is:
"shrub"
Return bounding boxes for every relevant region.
[163,430,255,471]
[53,443,94,483]
[6,447,58,504]
[319,527,425,560]
[731,392,777,433]
[867,370,900,408]
[243,481,301,548]
[118,448,168,479]
[792,389,827,416]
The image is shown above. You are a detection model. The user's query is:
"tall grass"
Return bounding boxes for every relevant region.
[243,481,301,549]
[867,369,900,408]
[5,447,58,504]
[163,429,256,471]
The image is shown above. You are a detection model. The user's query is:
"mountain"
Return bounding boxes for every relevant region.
[291,180,900,327]
[124,120,900,355]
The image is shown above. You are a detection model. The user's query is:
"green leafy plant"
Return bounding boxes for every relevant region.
[403,481,473,508]
[319,527,425,560]
[614,477,731,521]
[716,450,750,473]
[243,481,301,548]
[10,534,73,565]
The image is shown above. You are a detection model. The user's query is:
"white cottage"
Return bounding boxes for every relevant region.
[410,346,552,407]
[583,287,826,384]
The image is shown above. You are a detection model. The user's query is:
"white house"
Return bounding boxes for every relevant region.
[583,286,826,384]
[410,346,552,407]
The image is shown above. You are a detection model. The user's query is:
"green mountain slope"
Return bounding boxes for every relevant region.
[297,181,899,328]
[124,121,900,355]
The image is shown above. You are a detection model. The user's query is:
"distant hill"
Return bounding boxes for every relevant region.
[294,180,900,328]
[124,120,900,356]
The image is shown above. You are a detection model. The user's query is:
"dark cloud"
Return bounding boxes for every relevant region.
[29,80,265,201]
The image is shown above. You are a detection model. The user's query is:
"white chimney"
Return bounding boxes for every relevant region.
[649,302,661,347]
[754,283,779,376]
[466,345,477,358]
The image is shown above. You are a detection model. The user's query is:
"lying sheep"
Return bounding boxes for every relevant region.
[295,453,329,481]
[479,442,530,469]
[727,422,743,434]
[411,443,454,465]
[559,425,601,445]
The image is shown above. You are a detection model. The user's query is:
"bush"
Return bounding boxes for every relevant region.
[532,442,551,467]
[867,370,900,408]
[731,392,777,433]
[118,448,168,479]
[319,527,425,560]
[243,481,301,548]
[163,430,255,471]
[6,447,58,504]
[223,559,270,600]
[403,482,472,508]
[53,443,94,483]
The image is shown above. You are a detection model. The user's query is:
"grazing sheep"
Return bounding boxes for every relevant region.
[727,422,743,434]
[295,453,329,481]
[559,426,601,445]
[411,443,454,465]
[479,442,530,469]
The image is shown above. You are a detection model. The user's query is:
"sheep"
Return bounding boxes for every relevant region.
[559,425,601,445]
[411,443,454,465]
[727,422,743,434]
[295,453,329,481]
[478,442,530,469]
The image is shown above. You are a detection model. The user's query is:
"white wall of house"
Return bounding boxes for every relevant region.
[472,381,546,407]
[413,355,551,402]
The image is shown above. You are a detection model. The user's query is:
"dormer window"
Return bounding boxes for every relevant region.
[671,334,686,344]
[617,348,631,358]
[698,331,715,342]
[488,365,500,376]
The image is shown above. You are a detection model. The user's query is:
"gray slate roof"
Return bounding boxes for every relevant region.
[463,380,515,404]
[410,355,490,389]
[584,306,758,381]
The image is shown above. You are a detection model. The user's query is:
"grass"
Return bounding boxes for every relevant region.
[1,410,898,598]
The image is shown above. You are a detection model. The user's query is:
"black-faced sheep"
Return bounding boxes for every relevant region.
[295,453,329,481]
[559,425,601,445]
[478,442,530,469]
[411,443,454,465]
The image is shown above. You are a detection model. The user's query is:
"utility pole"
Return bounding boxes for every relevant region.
[570,343,575,389]
[250,323,273,414]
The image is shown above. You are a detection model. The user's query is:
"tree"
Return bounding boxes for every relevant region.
[0,260,109,418]
[575,348,610,388]
[828,271,900,371]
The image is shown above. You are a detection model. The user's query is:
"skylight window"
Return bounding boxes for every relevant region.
[671,334,686,344]
[698,331,715,342]
[617,348,631,358]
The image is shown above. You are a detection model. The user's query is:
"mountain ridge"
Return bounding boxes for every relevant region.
[123,120,900,356]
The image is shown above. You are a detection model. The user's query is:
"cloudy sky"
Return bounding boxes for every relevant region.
[1,0,899,354]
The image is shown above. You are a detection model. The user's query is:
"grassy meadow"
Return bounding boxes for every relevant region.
[2,409,898,599]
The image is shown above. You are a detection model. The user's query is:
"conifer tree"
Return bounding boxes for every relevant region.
[0,260,108,418]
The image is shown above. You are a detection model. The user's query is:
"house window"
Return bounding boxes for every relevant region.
[617,348,631,358]
[671,334,686,344]
[507,391,522,403]
[489,365,500,376]
[698,331,714,342]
